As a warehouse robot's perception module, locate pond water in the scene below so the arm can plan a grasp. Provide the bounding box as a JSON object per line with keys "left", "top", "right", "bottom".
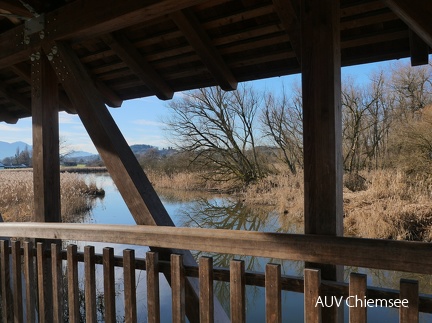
{"left": 73, "top": 174, "right": 431, "bottom": 322}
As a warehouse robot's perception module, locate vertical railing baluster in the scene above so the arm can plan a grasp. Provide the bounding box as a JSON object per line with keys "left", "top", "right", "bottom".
{"left": 230, "top": 259, "right": 245, "bottom": 323}
{"left": 146, "top": 251, "right": 160, "bottom": 323}
{"left": 304, "top": 268, "right": 321, "bottom": 323}
{"left": 23, "top": 241, "right": 35, "bottom": 323}
{"left": 123, "top": 249, "right": 137, "bottom": 323}
{"left": 171, "top": 254, "right": 186, "bottom": 323}
{"left": 51, "top": 243, "right": 63, "bottom": 323}
{"left": 199, "top": 256, "right": 214, "bottom": 323}
{"left": 0, "top": 240, "right": 12, "bottom": 322}
{"left": 67, "top": 244, "right": 79, "bottom": 323}
{"left": 349, "top": 273, "right": 367, "bottom": 323}
{"left": 400, "top": 279, "right": 419, "bottom": 323}
{"left": 84, "top": 246, "right": 97, "bottom": 323}
{"left": 11, "top": 240, "right": 22, "bottom": 323}
{"left": 36, "top": 242, "right": 46, "bottom": 323}
{"left": 265, "top": 263, "right": 281, "bottom": 323}
{"left": 103, "top": 247, "right": 116, "bottom": 323}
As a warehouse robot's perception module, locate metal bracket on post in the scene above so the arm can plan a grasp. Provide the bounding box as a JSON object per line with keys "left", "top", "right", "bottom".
{"left": 23, "top": 13, "right": 45, "bottom": 43}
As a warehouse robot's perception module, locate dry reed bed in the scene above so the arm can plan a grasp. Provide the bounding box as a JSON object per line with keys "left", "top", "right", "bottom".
{"left": 148, "top": 169, "right": 432, "bottom": 241}
{"left": 0, "top": 171, "right": 102, "bottom": 222}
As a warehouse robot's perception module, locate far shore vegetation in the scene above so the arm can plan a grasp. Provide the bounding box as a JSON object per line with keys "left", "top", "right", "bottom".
{"left": 0, "top": 170, "right": 104, "bottom": 222}
{"left": 1, "top": 61, "right": 432, "bottom": 242}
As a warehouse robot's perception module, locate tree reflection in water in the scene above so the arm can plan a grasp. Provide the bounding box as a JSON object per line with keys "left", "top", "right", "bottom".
{"left": 175, "top": 196, "right": 304, "bottom": 313}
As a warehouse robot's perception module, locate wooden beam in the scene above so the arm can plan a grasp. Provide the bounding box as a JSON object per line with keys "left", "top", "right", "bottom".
{"left": 0, "top": 82, "right": 31, "bottom": 112}
{"left": 44, "top": 41, "right": 228, "bottom": 323}
{"left": 102, "top": 32, "right": 173, "bottom": 100}
{"left": 93, "top": 78, "right": 123, "bottom": 107}
{"left": 0, "top": 0, "right": 208, "bottom": 69}
{"left": 10, "top": 63, "right": 31, "bottom": 83}
{"left": 384, "top": 0, "right": 432, "bottom": 49}
{"left": 300, "top": 0, "right": 343, "bottom": 320}
{"left": 409, "top": 29, "right": 429, "bottom": 66}
{"left": 31, "top": 51, "right": 61, "bottom": 223}
{"left": 0, "top": 111, "right": 18, "bottom": 124}
{"left": 3, "top": 223, "right": 432, "bottom": 275}
{"left": 0, "top": 1, "right": 33, "bottom": 18}
{"left": 10, "top": 63, "right": 76, "bottom": 113}
{"left": 272, "top": 0, "right": 302, "bottom": 64}
{"left": 170, "top": 9, "right": 237, "bottom": 91}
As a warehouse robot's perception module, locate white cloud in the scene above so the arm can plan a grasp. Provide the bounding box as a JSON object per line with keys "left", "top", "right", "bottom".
{"left": 0, "top": 124, "right": 31, "bottom": 132}
{"left": 132, "top": 119, "right": 164, "bottom": 127}
{"left": 59, "top": 112, "right": 81, "bottom": 124}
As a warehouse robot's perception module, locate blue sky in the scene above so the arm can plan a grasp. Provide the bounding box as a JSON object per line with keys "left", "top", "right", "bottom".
{"left": 0, "top": 59, "right": 407, "bottom": 154}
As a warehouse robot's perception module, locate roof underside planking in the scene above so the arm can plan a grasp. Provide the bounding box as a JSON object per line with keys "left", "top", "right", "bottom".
{"left": 0, "top": 0, "right": 430, "bottom": 124}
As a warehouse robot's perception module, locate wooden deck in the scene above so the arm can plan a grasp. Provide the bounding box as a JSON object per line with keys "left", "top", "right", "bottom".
{"left": 0, "top": 223, "right": 430, "bottom": 322}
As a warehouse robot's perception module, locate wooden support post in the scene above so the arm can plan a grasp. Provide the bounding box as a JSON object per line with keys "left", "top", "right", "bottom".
{"left": 31, "top": 49, "right": 61, "bottom": 323}
{"left": 300, "top": 0, "right": 343, "bottom": 321}
{"left": 44, "top": 41, "right": 229, "bottom": 323}
{"left": 31, "top": 50, "right": 61, "bottom": 223}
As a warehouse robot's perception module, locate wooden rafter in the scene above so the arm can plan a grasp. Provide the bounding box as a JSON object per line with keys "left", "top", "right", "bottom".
{"left": 102, "top": 32, "right": 173, "bottom": 100}
{"left": 0, "top": 0, "right": 208, "bottom": 69}
{"left": 93, "top": 78, "right": 123, "bottom": 108}
{"left": 0, "top": 83, "right": 31, "bottom": 112}
{"left": 409, "top": 29, "right": 429, "bottom": 66}
{"left": 170, "top": 9, "right": 237, "bottom": 91}
{"left": 383, "top": 0, "right": 432, "bottom": 49}
{"left": 272, "top": 0, "right": 301, "bottom": 64}
{"left": 0, "top": 1, "right": 33, "bottom": 18}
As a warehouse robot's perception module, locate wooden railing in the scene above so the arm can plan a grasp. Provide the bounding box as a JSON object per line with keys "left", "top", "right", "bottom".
{"left": 0, "top": 223, "right": 431, "bottom": 322}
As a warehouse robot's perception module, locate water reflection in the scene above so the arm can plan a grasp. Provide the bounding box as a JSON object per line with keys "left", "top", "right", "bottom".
{"left": 81, "top": 175, "right": 432, "bottom": 322}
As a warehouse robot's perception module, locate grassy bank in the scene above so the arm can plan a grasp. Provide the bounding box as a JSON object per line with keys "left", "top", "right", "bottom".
{"left": 147, "top": 169, "right": 432, "bottom": 241}
{"left": 0, "top": 171, "right": 104, "bottom": 222}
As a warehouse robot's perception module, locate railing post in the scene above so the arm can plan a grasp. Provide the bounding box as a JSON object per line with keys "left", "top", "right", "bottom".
{"left": 265, "top": 263, "right": 281, "bottom": 323}
{"left": 349, "top": 273, "right": 367, "bottom": 323}
{"left": 23, "top": 241, "right": 36, "bottom": 323}
{"left": 146, "top": 251, "right": 160, "bottom": 323}
{"left": 0, "top": 238, "right": 12, "bottom": 322}
{"left": 400, "top": 279, "right": 419, "bottom": 323}
{"left": 304, "top": 269, "right": 321, "bottom": 323}
{"left": 199, "top": 256, "right": 214, "bottom": 323}
{"left": 171, "top": 254, "right": 186, "bottom": 323}
{"left": 123, "top": 249, "right": 137, "bottom": 323}
{"left": 67, "top": 245, "right": 79, "bottom": 323}
{"left": 11, "top": 240, "right": 23, "bottom": 323}
{"left": 103, "top": 247, "right": 116, "bottom": 323}
{"left": 230, "top": 259, "right": 245, "bottom": 323}
{"left": 84, "top": 246, "right": 97, "bottom": 323}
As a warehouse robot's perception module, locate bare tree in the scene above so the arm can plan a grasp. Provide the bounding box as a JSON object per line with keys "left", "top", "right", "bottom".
{"left": 164, "top": 85, "right": 266, "bottom": 186}
{"left": 261, "top": 85, "right": 303, "bottom": 174}
{"left": 390, "top": 62, "right": 432, "bottom": 118}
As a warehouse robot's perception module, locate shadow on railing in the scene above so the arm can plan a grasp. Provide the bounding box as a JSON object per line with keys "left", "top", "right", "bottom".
{"left": 0, "top": 223, "right": 431, "bottom": 322}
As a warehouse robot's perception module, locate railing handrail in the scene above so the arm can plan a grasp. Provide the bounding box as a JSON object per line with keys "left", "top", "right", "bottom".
{"left": 1, "top": 222, "right": 431, "bottom": 274}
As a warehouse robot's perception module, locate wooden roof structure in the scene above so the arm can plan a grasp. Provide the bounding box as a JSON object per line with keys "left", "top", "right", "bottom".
{"left": 0, "top": 1, "right": 431, "bottom": 321}
{"left": 0, "top": 0, "right": 430, "bottom": 123}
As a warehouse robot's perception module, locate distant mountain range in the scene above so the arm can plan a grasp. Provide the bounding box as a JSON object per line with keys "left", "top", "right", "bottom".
{"left": 0, "top": 141, "right": 32, "bottom": 159}
{"left": 0, "top": 141, "right": 176, "bottom": 161}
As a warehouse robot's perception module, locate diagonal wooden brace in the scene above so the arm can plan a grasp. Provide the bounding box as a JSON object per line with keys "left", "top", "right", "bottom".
{"left": 43, "top": 40, "right": 229, "bottom": 323}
